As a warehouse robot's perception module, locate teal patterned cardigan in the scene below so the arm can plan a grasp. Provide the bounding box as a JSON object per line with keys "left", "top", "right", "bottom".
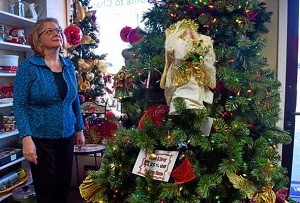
{"left": 13, "top": 55, "right": 84, "bottom": 139}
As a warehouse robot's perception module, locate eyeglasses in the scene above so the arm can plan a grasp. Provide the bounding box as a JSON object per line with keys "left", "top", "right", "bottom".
{"left": 38, "top": 28, "right": 62, "bottom": 38}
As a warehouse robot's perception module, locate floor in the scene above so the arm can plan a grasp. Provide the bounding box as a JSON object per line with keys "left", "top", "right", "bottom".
{"left": 68, "top": 187, "right": 87, "bottom": 203}
{"left": 1, "top": 187, "right": 86, "bottom": 203}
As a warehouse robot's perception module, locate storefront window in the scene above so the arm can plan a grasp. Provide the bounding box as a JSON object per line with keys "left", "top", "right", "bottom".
{"left": 90, "top": 0, "right": 152, "bottom": 73}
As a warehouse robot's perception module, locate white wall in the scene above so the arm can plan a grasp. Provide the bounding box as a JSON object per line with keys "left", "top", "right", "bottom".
{"left": 264, "top": 0, "right": 287, "bottom": 158}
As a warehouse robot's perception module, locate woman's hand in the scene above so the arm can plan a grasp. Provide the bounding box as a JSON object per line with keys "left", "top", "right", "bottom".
{"left": 22, "top": 136, "right": 38, "bottom": 164}
{"left": 75, "top": 131, "right": 85, "bottom": 149}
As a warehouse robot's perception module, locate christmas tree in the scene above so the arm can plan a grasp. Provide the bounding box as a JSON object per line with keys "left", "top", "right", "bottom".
{"left": 65, "top": 0, "right": 108, "bottom": 102}
{"left": 79, "top": 0, "right": 293, "bottom": 202}
{"left": 65, "top": 0, "right": 117, "bottom": 144}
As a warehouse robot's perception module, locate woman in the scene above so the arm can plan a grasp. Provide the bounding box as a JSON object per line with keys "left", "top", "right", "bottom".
{"left": 13, "top": 18, "right": 85, "bottom": 203}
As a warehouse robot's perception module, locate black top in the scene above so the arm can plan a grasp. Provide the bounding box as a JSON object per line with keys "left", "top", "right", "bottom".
{"left": 52, "top": 71, "right": 67, "bottom": 100}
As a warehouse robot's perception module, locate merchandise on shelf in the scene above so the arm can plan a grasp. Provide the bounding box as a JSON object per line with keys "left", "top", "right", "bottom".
{"left": 2, "top": 115, "right": 15, "bottom": 132}
{"left": 0, "top": 148, "right": 22, "bottom": 168}
{"left": 0, "top": 83, "right": 13, "bottom": 98}
{"left": 7, "top": 0, "right": 25, "bottom": 17}
{"left": 0, "top": 55, "right": 19, "bottom": 73}
{"left": 0, "top": 168, "right": 26, "bottom": 191}
{"left": 6, "top": 27, "right": 26, "bottom": 44}
{"left": 0, "top": 25, "right": 7, "bottom": 42}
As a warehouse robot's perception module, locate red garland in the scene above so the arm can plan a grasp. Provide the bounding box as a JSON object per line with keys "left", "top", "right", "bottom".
{"left": 137, "top": 104, "right": 169, "bottom": 131}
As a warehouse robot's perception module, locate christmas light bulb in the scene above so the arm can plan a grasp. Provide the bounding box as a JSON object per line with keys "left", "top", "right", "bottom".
{"left": 150, "top": 153, "right": 157, "bottom": 159}
{"left": 110, "top": 163, "right": 116, "bottom": 169}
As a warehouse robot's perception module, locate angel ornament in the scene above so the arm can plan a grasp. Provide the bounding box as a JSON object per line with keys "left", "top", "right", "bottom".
{"left": 160, "top": 19, "right": 216, "bottom": 115}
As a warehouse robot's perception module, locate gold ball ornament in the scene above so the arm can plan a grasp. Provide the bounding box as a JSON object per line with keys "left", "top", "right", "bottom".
{"left": 94, "top": 59, "right": 107, "bottom": 73}
{"left": 78, "top": 58, "right": 94, "bottom": 72}
{"left": 80, "top": 81, "right": 91, "bottom": 91}
{"left": 81, "top": 35, "right": 95, "bottom": 45}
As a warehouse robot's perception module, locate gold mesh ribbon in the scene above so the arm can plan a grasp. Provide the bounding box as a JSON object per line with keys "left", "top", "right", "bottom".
{"left": 227, "top": 173, "right": 276, "bottom": 202}
{"left": 79, "top": 175, "right": 103, "bottom": 203}
{"left": 252, "top": 186, "right": 276, "bottom": 203}
{"left": 227, "top": 173, "right": 256, "bottom": 199}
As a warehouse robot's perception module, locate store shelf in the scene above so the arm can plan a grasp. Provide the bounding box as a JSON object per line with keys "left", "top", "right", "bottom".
{"left": 0, "top": 129, "right": 19, "bottom": 140}
{"left": 0, "top": 193, "right": 10, "bottom": 202}
{"left": 0, "top": 10, "right": 36, "bottom": 28}
{"left": 0, "top": 72, "right": 16, "bottom": 77}
{"left": 0, "top": 3, "right": 42, "bottom": 202}
{"left": 0, "top": 41, "right": 31, "bottom": 52}
{"left": 0, "top": 157, "right": 25, "bottom": 171}
{"left": 0, "top": 102, "right": 13, "bottom": 108}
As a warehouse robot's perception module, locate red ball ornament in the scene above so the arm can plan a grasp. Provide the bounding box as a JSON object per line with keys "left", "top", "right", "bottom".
{"left": 106, "top": 111, "right": 117, "bottom": 120}
{"left": 187, "top": 3, "right": 195, "bottom": 11}
{"left": 248, "top": 122, "right": 254, "bottom": 129}
{"left": 64, "top": 24, "right": 83, "bottom": 45}
{"left": 128, "top": 27, "right": 144, "bottom": 44}
{"left": 246, "top": 9, "right": 259, "bottom": 22}
{"left": 120, "top": 26, "right": 132, "bottom": 42}
{"left": 214, "top": 81, "right": 224, "bottom": 92}
{"left": 167, "top": 2, "right": 174, "bottom": 8}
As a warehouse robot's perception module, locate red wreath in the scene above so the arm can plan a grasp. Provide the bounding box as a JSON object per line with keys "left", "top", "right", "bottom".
{"left": 137, "top": 104, "right": 169, "bottom": 131}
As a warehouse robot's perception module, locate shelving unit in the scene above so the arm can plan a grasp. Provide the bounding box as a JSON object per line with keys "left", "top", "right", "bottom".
{"left": 0, "top": 72, "right": 16, "bottom": 77}
{"left": 0, "top": 173, "right": 33, "bottom": 202}
{"left": 0, "top": 7, "right": 36, "bottom": 202}
{"left": 0, "top": 102, "right": 13, "bottom": 108}
{"left": 0, "top": 129, "right": 19, "bottom": 139}
{"left": 0, "top": 10, "right": 36, "bottom": 28}
{"left": 0, "top": 41, "right": 31, "bottom": 52}
{"left": 0, "top": 157, "right": 25, "bottom": 171}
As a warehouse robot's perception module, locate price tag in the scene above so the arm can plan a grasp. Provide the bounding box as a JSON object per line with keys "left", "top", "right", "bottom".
{"left": 10, "top": 154, "right": 17, "bottom": 161}
{"left": 132, "top": 149, "right": 179, "bottom": 182}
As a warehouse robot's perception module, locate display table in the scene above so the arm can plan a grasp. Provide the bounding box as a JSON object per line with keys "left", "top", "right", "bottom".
{"left": 74, "top": 144, "right": 105, "bottom": 185}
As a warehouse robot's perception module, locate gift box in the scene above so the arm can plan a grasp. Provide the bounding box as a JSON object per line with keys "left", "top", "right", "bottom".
{"left": 0, "top": 148, "right": 22, "bottom": 168}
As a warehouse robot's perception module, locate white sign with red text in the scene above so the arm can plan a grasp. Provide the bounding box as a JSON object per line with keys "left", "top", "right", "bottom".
{"left": 132, "top": 149, "right": 179, "bottom": 182}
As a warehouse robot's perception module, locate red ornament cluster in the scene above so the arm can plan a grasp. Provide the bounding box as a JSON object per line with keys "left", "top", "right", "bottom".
{"left": 64, "top": 24, "right": 83, "bottom": 45}
{"left": 120, "top": 26, "right": 144, "bottom": 44}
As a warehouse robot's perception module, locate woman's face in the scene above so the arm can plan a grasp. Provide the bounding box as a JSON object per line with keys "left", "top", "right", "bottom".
{"left": 38, "top": 22, "right": 63, "bottom": 50}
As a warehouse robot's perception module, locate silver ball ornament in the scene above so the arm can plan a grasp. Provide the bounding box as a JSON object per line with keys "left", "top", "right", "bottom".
{"left": 86, "top": 72, "right": 95, "bottom": 81}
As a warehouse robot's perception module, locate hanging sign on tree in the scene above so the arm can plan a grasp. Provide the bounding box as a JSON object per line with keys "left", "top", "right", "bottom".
{"left": 132, "top": 149, "right": 179, "bottom": 182}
